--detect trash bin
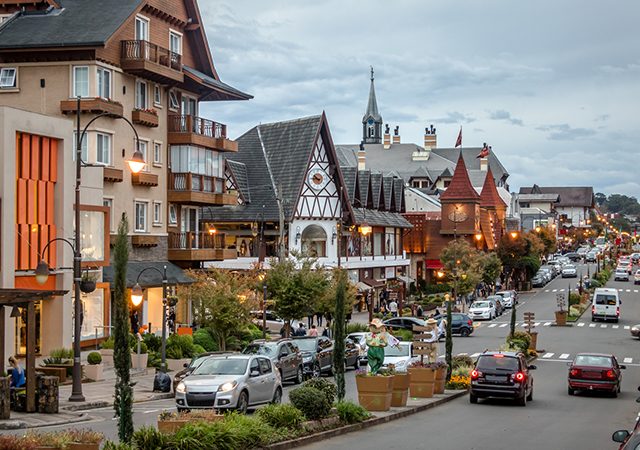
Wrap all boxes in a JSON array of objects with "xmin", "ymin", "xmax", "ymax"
[{"xmin": 37, "ymin": 375, "xmax": 59, "ymax": 413}]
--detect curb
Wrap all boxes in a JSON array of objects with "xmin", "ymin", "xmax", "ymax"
[
  {"xmin": 61, "ymin": 392, "xmax": 174, "ymax": 412},
  {"xmin": 0, "ymin": 413, "xmax": 90, "ymax": 430},
  {"xmin": 265, "ymin": 390, "xmax": 468, "ymax": 450}
]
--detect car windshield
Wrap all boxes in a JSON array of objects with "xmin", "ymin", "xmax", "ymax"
[
  {"xmin": 595, "ymin": 294, "xmax": 617, "ymax": 305},
  {"xmin": 574, "ymin": 355, "xmax": 613, "ymax": 367},
  {"xmin": 471, "ymin": 302, "xmax": 489, "ymax": 309},
  {"xmin": 476, "ymin": 355, "xmax": 519, "ymax": 371},
  {"xmin": 347, "ymin": 334, "xmax": 364, "ymax": 344},
  {"xmin": 192, "ymin": 358, "xmax": 248, "ymax": 375},
  {"xmin": 242, "ymin": 343, "xmax": 277, "ymax": 356},
  {"xmin": 293, "ymin": 339, "xmax": 317, "ymax": 352},
  {"xmin": 190, "ymin": 355, "xmax": 212, "ymax": 369},
  {"xmin": 564, "ymin": 265, "xmax": 575, "ymax": 270},
  {"xmin": 384, "ymin": 343, "xmax": 411, "ymax": 357}
]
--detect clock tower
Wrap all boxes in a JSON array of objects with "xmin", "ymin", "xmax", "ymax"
[{"xmin": 362, "ymin": 67, "xmax": 383, "ymax": 144}]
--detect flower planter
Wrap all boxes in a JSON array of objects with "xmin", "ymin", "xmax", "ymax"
[
  {"xmin": 69, "ymin": 444, "xmax": 101, "ymax": 450},
  {"xmin": 434, "ymin": 367, "xmax": 447, "ymax": 394},
  {"xmin": 167, "ymin": 358, "xmax": 191, "ymax": 373},
  {"xmin": 408, "ymin": 367, "xmax": 435, "ymax": 398},
  {"xmin": 132, "ymin": 109, "xmax": 159, "ymax": 127},
  {"xmin": 555, "ymin": 311, "xmax": 567, "ymax": 326},
  {"xmin": 131, "ymin": 352, "xmax": 148, "ymax": 369},
  {"xmin": 100, "ymin": 349, "xmax": 114, "ymax": 366},
  {"xmin": 528, "ymin": 331, "xmax": 538, "ymax": 351},
  {"xmin": 157, "ymin": 419, "xmax": 189, "ymax": 434},
  {"xmin": 80, "ymin": 279, "xmax": 96, "ymax": 294},
  {"xmin": 355, "ymin": 375, "xmax": 394, "ymax": 411},
  {"xmin": 391, "ymin": 373, "xmax": 410, "ymax": 407},
  {"xmin": 84, "ymin": 364, "xmax": 103, "ymax": 381}
]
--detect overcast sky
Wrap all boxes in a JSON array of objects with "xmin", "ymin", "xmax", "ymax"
[{"xmin": 198, "ymin": 0, "xmax": 640, "ymax": 196}]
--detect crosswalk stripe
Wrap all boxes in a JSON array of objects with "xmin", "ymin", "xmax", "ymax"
[
  {"xmin": 544, "ymin": 322, "xmax": 551, "ymax": 326},
  {"xmin": 552, "ymin": 289, "xmax": 557, "ymax": 292},
  {"xmin": 600, "ymin": 324, "xmax": 607, "ymax": 328},
  {"xmin": 521, "ymin": 323, "xmax": 528, "ymax": 327},
  {"xmin": 624, "ymin": 326, "xmax": 631, "ymax": 330},
  {"xmin": 577, "ymin": 323, "xmax": 585, "ymax": 327},
  {"xmin": 534, "ymin": 322, "xmax": 540, "ymax": 326},
  {"xmin": 626, "ymin": 289, "xmax": 631, "ymax": 292},
  {"xmin": 488, "ymin": 324, "xmax": 497, "ymax": 328},
  {"xmin": 559, "ymin": 354, "xmax": 570, "ymax": 359},
  {"xmin": 542, "ymin": 353, "xmax": 554, "ymax": 358},
  {"xmin": 470, "ymin": 353, "xmax": 481, "ymax": 358},
  {"xmin": 438, "ymin": 354, "xmax": 445, "ymax": 358},
  {"xmin": 589, "ymin": 324, "xmax": 596, "ymax": 328},
  {"xmin": 544, "ymin": 289, "xmax": 550, "ymax": 292},
  {"xmin": 624, "ymin": 358, "xmax": 633, "ymax": 364},
  {"xmin": 499, "ymin": 323, "xmax": 508, "ymax": 328},
  {"xmin": 560, "ymin": 289, "xmax": 565, "ymax": 292},
  {"xmin": 613, "ymin": 325, "xmax": 619, "ymax": 329},
  {"xmin": 458, "ymin": 352, "xmax": 468, "ymax": 356},
  {"xmin": 634, "ymin": 290, "xmax": 638, "ymax": 293}
]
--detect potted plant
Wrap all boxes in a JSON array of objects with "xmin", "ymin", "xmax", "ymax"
[
  {"xmin": 99, "ymin": 336, "xmax": 114, "ymax": 366},
  {"xmin": 83, "ymin": 352, "xmax": 103, "ymax": 381},
  {"xmin": 407, "ymin": 361, "xmax": 436, "ymax": 398},
  {"xmin": 555, "ymin": 293, "xmax": 568, "ymax": 326},
  {"xmin": 130, "ymin": 340, "xmax": 149, "ymax": 369},
  {"xmin": 355, "ymin": 368, "xmax": 394, "ymax": 412},
  {"xmin": 28, "ymin": 431, "xmax": 72, "ymax": 449},
  {"xmin": 389, "ymin": 364, "xmax": 410, "ymax": 407},
  {"xmin": 432, "ymin": 361, "xmax": 448, "ymax": 394},
  {"xmin": 79, "ymin": 271, "xmax": 97, "ymax": 294},
  {"xmin": 157, "ymin": 410, "xmax": 188, "ymax": 434},
  {"xmin": 67, "ymin": 429, "xmax": 104, "ymax": 450}
]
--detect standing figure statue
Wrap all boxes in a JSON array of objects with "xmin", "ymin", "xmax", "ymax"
[
  {"xmin": 365, "ymin": 318, "xmax": 394, "ymax": 375},
  {"xmin": 422, "ymin": 318, "xmax": 440, "ymax": 364}
]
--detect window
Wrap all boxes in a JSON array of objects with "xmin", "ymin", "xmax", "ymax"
[
  {"xmin": 135, "ymin": 80, "xmax": 147, "ymax": 109},
  {"xmin": 154, "ymin": 84, "xmax": 162, "ymax": 106},
  {"xmin": 301, "ymin": 225, "xmax": 327, "ymax": 257},
  {"xmin": 170, "ymin": 145, "xmax": 222, "ymax": 177},
  {"xmin": 135, "ymin": 201, "xmax": 148, "ymax": 232},
  {"xmin": 103, "ymin": 198, "xmax": 114, "ymax": 232},
  {"xmin": 73, "ymin": 131, "xmax": 88, "ymax": 162},
  {"xmin": 135, "ymin": 16, "xmax": 149, "ymax": 41},
  {"xmin": 138, "ymin": 140, "xmax": 148, "ymax": 171},
  {"xmin": 169, "ymin": 204, "xmax": 177, "ymax": 224},
  {"xmin": 73, "ymin": 66, "xmax": 89, "ymax": 98},
  {"xmin": 153, "ymin": 201, "xmax": 162, "ymax": 225},
  {"xmin": 169, "ymin": 30, "xmax": 182, "ymax": 55},
  {"xmin": 96, "ymin": 133, "xmax": 111, "ymax": 165},
  {"xmin": 96, "ymin": 67, "xmax": 111, "ymax": 99},
  {"xmin": 0, "ymin": 68, "xmax": 16, "ymax": 88},
  {"xmin": 168, "ymin": 90, "xmax": 179, "ymax": 110},
  {"xmin": 153, "ymin": 142, "xmax": 162, "ymax": 165}
]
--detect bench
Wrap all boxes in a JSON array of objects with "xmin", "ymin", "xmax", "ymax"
[{"xmin": 36, "ymin": 366, "xmax": 67, "ymax": 383}]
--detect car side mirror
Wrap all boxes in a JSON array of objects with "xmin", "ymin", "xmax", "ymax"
[
  {"xmin": 527, "ymin": 365, "xmax": 537, "ymax": 370},
  {"xmin": 612, "ymin": 430, "xmax": 630, "ymax": 443},
  {"xmin": 183, "ymin": 363, "xmax": 189, "ymax": 368},
  {"xmin": 250, "ymin": 369, "xmax": 260, "ymax": 377},
  {"xmin": 620, "ymin": 365, "xmax": 626, "ymax": 370}
]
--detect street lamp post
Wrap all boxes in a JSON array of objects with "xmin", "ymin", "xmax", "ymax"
[
  {"xmin": 131, "ymin": 266, "xmax": 168, "ymax": 371},
  {"xmin": 34, "ymin": 97, "xmax": 143, "ymax": 402}
]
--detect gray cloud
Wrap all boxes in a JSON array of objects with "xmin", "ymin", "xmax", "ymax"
[
  {"xmin": 535, "ymin": 124, "xmax": 597, "ymax": 141},
  {"xmin": 489, "ymin": 110, "xmax": 524, "ymax": 126}
]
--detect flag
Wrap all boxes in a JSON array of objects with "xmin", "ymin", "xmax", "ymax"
[
  {"xmin": 476, "ymin": 142, "xmax": 490, "ymax": 158},
  {"xmin": 454, "ymin": 127, "xmax": 462, "ymax": 148}
]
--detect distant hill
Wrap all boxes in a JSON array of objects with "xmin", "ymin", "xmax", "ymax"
[{"xmin": 596, "ymin": 193, "xmax": 640, "ymax": 216}]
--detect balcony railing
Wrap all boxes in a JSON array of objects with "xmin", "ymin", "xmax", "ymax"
[
  {"xmin": 170, "ymin": 172, "xmax": 224, "ymax": 194},
  {"xmin": 168, "ymin": 231, "xmax": 225, "ymax": 250},
  {"xmin": 168, "ymin": 115, "xmax": 227, "ymax": 139},
  {"xmin": 121, "ymin": 40, "xmax": 181, "ymax": 71}
]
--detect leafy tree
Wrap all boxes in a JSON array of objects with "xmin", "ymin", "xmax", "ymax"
[
  {"xmin": 332, "ymin": 269, "xmax": 347, "ymax": 401},
  {"xmin": 535, "ymin": 227, "xmax": 557, "ymax": 255},
  {"xmin": 603, "ymin": 194, "xmax": 640, "ymax": 216},
  {"xmin": 594, "ymin": 192, "xmax": 606, "ymax": 206},
  {"xmin": 113, "ymin": 215, "xmax": 133, "ymax": 443},
  {"xmin": 497, "ymin": 231, "xmax": 543, "ymax": 288},
  {"xmin": 479, "ymin": 252, "xmax": 502, "ymax": 293}
]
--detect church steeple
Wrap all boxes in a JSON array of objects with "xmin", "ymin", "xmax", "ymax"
[{"xmin": 362, "ymin": 66, "xmax": 383, "ymax": 144}]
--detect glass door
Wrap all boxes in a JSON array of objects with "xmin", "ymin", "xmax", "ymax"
[
  {"xmin": 135, "ymin": 17, "xmax": 149, "ymax": 59},
  {"xmin": 180, "ymin": 207, "xmax": 199, "ymax": 249}
]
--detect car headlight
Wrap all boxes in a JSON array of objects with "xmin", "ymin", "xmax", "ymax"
[
  {"xmin": 303, "ymin": 356, "xmax": 313, "ymax": 362},
  {"xmin": 632, "ymin": 326, "xmax": 639, "ymax": 331},
  {"xmin": 176, "ymin": 382, "xmax": 187, "ymax": 394},
  {"xmin": 218, "ymin": 381, "xmax": 237, "ymax": 392}
]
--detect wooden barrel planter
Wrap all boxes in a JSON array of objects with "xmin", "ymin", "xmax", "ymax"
[
  {"xmin": 356, "ymin": 375, "xmax": 394, "ymax": 411},
  {"xmin": 555, "ymin": 311, "xmax": 567, "ymax": 326},
  {"xmin": 408, "ymin": 367, "xmax": 435, "ymax": 398},
  {"xmin": 434, "ymin": 367, "xmax": 447, "ymax": 394},
  {"xmin": 391, "ymin": 373, "xmax": 410, "ymax": 407}
]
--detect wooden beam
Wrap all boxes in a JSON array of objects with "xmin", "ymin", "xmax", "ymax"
[{"xmin": 26, "ymin": 301, "xmax": 36, "ymax": 413}]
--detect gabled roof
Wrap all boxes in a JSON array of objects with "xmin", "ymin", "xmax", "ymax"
[
  {"xmin": 341, "ymin": 166, "xmax": 358, "ymax": 204},
  {"xmin": 358, "ymin": 170, "xmax": 371, "ymax": 208},
  {"xmin": 480, "ymin": 168, "xmax": 507, "ymax": 209},
  {"xmin": 518, "ymin": 186, "xmax": 595, "ymax": 208},
  {"xmin": 183, "ymin": 66, "xmax": 252, "ymax": 101},
  {"xmin": 431, "ymin": 147, "xmax": 508, "ymax": 183},
  {"xmin": 226, "ymin": 160, "xmax": 250, "ymax": 204},
  {"xmin": 383, "ymin": 176, "xmax": 393, "ymax": 211},
  {"xmin": 439, "ymin": 155, "xmax": 480, "ymax": 202},
  {"xmin": 370, "ymin": 173, "xmax": 383, "ymax": 210}
]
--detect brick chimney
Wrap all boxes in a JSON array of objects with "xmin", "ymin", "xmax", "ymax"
[
  {"xmin": 423, "ymin": 124, "xmax": 437, "ymax": 150},
  {"xmin": 392, "ymin": 125, "xmax": 400, "ymax": 144},
  {"xmin": 357, "ymin": 141, "xmax": 366, "ymax": 171},
  {"xmin": 383, "ymin": 124, "xmax": 391, "ymax": 149}
]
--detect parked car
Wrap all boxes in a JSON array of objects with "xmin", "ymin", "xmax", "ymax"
[
  {"xmin": 495, "ymin": 290, "xmax": 518, "ymax": 308},
  {"xmin": 565, "ymin": 252, "xmax": 582, "ymax": 262},
  {"xmin": 631, "ymin": 253, "xmax": 640, "ymax": 264},
  {"xmin": 470, "ymin": 351, "xmax": 536, "ymax": 406},
  {"xmin": 630, "ymin": 324, "xmax": 640, "ymax": 339},
  {"xmin": 567, "ymin": 353, "xmax": 625, "ymax": 397},
  {"xmin": 540, "ymin": 264, "xmax": 558, "ymax": 278},
  {"xmin": 250, "ymin": 310, "xmax": 285, "ymax": 333},
  {"xmin": 486, "ymin": 296, "xmax": 504, "ymax": 316},
  {"xmin": 383, "ymin": 317, "xmax": 426, "ymax": 332},
  {"xmin": 531, "ymin": 274, "xmax": 547, "ymax": 288},
  {"xmin": 561, "ymin": 264, "xmax": 578, "ymax": 278},
  {"xmin": 346, "ymin": 332, "xmax": 368, "ymax": 364},
  {"xmin": 592, "ymin": 287, "xmax": 621, "ymax": 322},
  {"xmin": 344, "ymin": 338, "xmax": 361, "ymax": 370},
  {"xmin": 175, "ymin": 354, "xmax": 282, "ymax": 412},
  {"xmin": 615, "ymin": 267, "xmax": 630, "ymax": 281},
  {"xmin": 292, "ymin": 336, "xmax": 334, "ymax": 378},
  {"xmin": 172, "ymin": 351, "xmax": 235, "ymax": 394},
  {"xmin": 611, "ymin": 387, "xmax": 640, "ymax": 449},
  {"xmin": 634, "ymin": 270, "xmax": 640, "ymax": 285},
  {"xmin": 382, "ymin": 341, "xmax": 417, "ymax": 373},
  {"xmin": 586, "ymin": 251, "xmax": 598, "ymax": 262},
  {"xmin": 433, "ymin": 313, "xmax": 474, "ymax": 337},
  {"xmin": 242, "ymin": 339, "xmax": 303, "ymax": 384},
  {"xmin": 469, "ymin": 300, "xmax": 496, "ymax": 321}
]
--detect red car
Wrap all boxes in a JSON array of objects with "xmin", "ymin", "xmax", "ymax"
[{"xmin": 567, "ymin": 353, "xmax": 625, "ymax": 397}]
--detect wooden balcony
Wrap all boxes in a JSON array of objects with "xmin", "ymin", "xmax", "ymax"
[
  {"xmin": 131, "ymin": 235, "xmax": 159, "ymax": 247},
  {"xmin": 168, "ymin": 231, "xmax": 236, "ymax": 262},
  {"xmin": 167, "ymin": 172, "xmax": 237, "ymax": 206},
  {"xmin": 60, "ymin": 98, "xmax": 124, "ymax": 116},
  {"xmin": 103, "ymin": 167, "xmax": 123, "ymax": 183},
  {"xmin": 168, "ymin": 115, "xmax": 238, "ymax": 152},
  {"xmin": 131, "ymin": 109, "xmax": 159, "ymax": 128},
  {"xmin": 131, "ymin": 172, "xmax": 159, "ymax": 187},
  {"xmin": 120, "ymin": 40, "xmax": 183, "ymax": 84}
]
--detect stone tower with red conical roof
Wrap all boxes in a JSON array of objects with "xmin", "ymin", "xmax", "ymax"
[{"xmin": 440, "ymin": 155, "xmax": 480, "ymax": 236}]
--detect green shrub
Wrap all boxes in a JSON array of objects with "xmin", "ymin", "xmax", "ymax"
[
  {"xmin": 301, "ymin": 378, "xmax": 337, "ymax": 405},
  {"xmin": 346, "ymin": 323, "xmax": 369, "ymax": 334},
  {"xmin": 336, "ymin": 401, "xmax": 370, "ymax": 424},
  {"xmin": 192, "ymin": 344, "xmax": 206, "ymax": 355},
  {"xmin": 131, "ymin": 341, "xmax": 148, "ymax": 354},
  {"xmin": 508, "ymin": 331, "xmax": 531, "ymax": 351},
  {"xmin": 172, "ymin": 421, "xmax": 237, "ymax": 450},
  {"xmin": 87, "ymin": 352, "xmax": 102, "ymax": 365},
  {"xmin": 50, "ymin": 348, "xmax": 73, "ymax": 360},
  {"xmin": 146, "ymin": 351, "xmax": 161, "ymax": 368},
  {"xmin": 101, "ymin": 337, "xmax": 115, "ymax": 350},
  {"xmin": 452, "ymin": 354, "xmax": 474, "ymax": 369},
  {"xmin": 452, "ymin": 365, "xmax": 473, "ymax": 378},
  {"xmin": 193, "ymin": 328, "xmax": 218, "ymax": 352},
  {"xmin": 257, "ymin": 404, "xmax": 305, "ymax": 429},
  {"xmin": 389, "ymin": 328, "xmax": 413, "ymax": 342},
  {"xmin": 289, "ymin": 386, "xmax": 331, "ymax": 420},
  {"xmin": 142, "ymin": 333, "xmax": 162, "ymax": 352},
  {"xmin": 166, "ymin": 334, "xmax": 196, "ymax": 359},
  {"xmin": 568, "ymin": 292, "xmax": 581, "ymax": 306},
  {"xmin": 102, "ymin": 442, "xmax": 134, "ymax": 450},
  {"xmin": 132, "ymin": 426, "xmax": 169, "ymax": 450}
]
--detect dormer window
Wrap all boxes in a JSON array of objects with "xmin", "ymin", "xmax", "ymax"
[{"xmin": 169, "ymin": 30, "xmax": 182, "ymax": 56}]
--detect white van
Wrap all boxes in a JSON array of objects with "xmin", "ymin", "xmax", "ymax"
[{"xmin": 591, "ymin": 288, "xmax": 621, "ymax": 322}]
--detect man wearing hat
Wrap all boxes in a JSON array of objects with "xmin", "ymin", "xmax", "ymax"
[
  {"xmin": 422, "ymin": 318, "xmax": 439, "ymax": 363},
  {"xmin": 365, "ymin": 318, "xmax": 394, "ymax": 374}
]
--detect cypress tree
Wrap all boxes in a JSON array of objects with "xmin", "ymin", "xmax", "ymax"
[{"xmin": 333, "ymin": 269, "xmax": 347, "ymax": 401}]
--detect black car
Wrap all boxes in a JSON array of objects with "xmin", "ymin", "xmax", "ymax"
[
  {"xmin": 470, "ymin": 351, "xmax": 536, "ymax": 406},
  {"xmin": 242, "ymin": 339, "xmax": 304, "ymax": 384},
  {"xmin": 172, "ymin": 351, "xmax": 234, "ymax": 393},
  {"xmin": 292, "ymin": 336, "xmax": 333, "ymax": 378},
  {"xmin": 433, "ymin": 313, "xmax": 474, "ymax": 337},
  {"xmin": 344, "ymin": 338, "xmax": 361, "ymax": 370},
  {"xmin": 382, "ymin": 317, "xmax": 426, "ymax": 331},
  {"xmin": 565, "ymin": 252, "xmax": 582, "ymax": 262}
]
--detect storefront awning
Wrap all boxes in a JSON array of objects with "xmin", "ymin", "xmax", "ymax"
[
  {"xmin": 103, "ymin": 261, "xmax": 194, "ymax": 288},
  {"xmin": 355, "ymin": 282, "xmax": 372, "ymax": 291},
  {"xmin": 363, "ymin": 278, "xmax": 386, "ymax": 288},
  {"xmin": 425, "ymin": 259, "xmax": 443, "ymax": 270},
  {"xmin": 397, "ymin": 275, "xmax": 414, "ymax": 284}
]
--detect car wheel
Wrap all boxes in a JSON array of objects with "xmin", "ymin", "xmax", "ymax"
[
  {"xmin": 460, "ymin": 328, "xmax": 470, "ymax": 337},
  {"xmin": 567, "ymin": 387, "xmax": 574, "ymax": 396},
  {"xmin": 294, "ymin": 366, "xmax": 304, "ymax": 384},
  {"xmin": 526, "ymin": 389, "xmax": 533, "ymax": 401},
  {"xmin": 271, "ymin": 387, "xmax": 282, "ymax": 404},
  {"xmin": 353, "ymin": 358, "xmax": 359, "ymax": 371},
  {"xmin": 516, "ymin": 394, "xmax": 526, "ymax": 406},
  {"xmin": 236, "ymin": 391, "xmax": 249, "ymax": 414},
  {"xmin": 469, "ymin": 392, "xmax": 478, "ymax": 404},
  {"xmin": 312, "ymin": 362, "xmax": 321, "ymax": 378},
  {"xmin": 611, "ymin": 388, "xmax": 618, "ymax": 398}
]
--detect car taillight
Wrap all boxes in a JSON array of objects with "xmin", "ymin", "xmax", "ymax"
[
  {"xmin": 514, "ymin": 372, "xmax": 525, "ymax": 382},
  {"xmin": 569, "ymin": 368, "xmax": 581, "ymax": 378},
  {"xmin": 467, "ymin": 319, "xmax": 473, "ymax": 326},
  {"xmin": 471, "ymin": 370, "xmax": 480, "ymax": 379},
  {"xmin": 616, "ymin": 307, "xmax": 620, "ymax": 317},
  {"xmin": 605, "ymin": 370, "xmax": 616, "ymax": 380},
  {"xmin": 592, "ymin": 306, "xmax": 595, "ymax": 315}
]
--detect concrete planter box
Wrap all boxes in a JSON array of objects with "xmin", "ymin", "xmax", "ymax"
[
  {"xmin": 555, "ymin": 311, "xmax": 568, "ymax": 326},
  {"xmin": 84, "ymin": 364, "xmax": 104, "ymax": 381},
  {"xmin": 167, "ymin": 358, "xmax": 191, "ymax": 373},
  {"xmin": 408, "ymin": 367, "xmax": 435, "ymax": 398},
  {"xmin": 100, "ymin": 349, "xmax": 114, "ymax": 366},
  {"xmin": 131, "ymin": 353, "xmax": 148, "ymax": 369},
  {"xmin": 355, "ymin": 375, "xmax": 393, "ymax": 411}
]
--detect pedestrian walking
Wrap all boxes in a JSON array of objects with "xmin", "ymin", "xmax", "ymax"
[
  {"xmin": 388, "ymin": 300, "xmax": 398, "ymax": 317},
  {"xmin": 307, "ymin": 313, "xmax": 314, "ymax": 328},
  {"xmin": 295, "ymin": 322, "xmax": 307, "ymax": 336},
  {"xmin": 308, "ymin": 325, "xmax": 318, "ymax": 336},
  {"xmin": 316, "ymin": 311, "xmax": 323, "ymax": 327}
]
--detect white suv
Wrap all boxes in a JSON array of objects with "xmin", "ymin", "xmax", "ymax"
[
  {"xmin": 591, "ymin": 288, "xmax": 621, "ymax": 323},
  {"xmin": 469, "ymin": 300, "xmax": 496, "ymax": 320},
  {"xmin": 495, "ymin": 290, "xmax": 517, "ymax": 308}
]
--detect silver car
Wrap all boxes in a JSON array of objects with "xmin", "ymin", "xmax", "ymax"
[{"xmin": 175, "ymin": 354, "xmax": 282, "ymax": 413}]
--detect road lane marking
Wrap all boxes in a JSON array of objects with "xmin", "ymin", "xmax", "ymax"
[
  {"xmin": 613, "ymin": 325, "xmax": 619, "ymax": 329},
  {"xmin": 499, "ymin": 323, "xmax": 508, "ymax": 327},
  {"xmin": 143, "ymin": 409, "xmax": 158, "ymax": 414},
  {"xmin": 488, "ymin": 324, "xmax": 497, "ymax": 328},
  {"xmin": 635, "ymin": 290, "xmax": 638, "ymax": 293},
  {"xmin": 552, "ymin": 289, "xmax": 558, "ymax": 292},
  {"xmin": 438, "ymin": 354, "xmax": 445, "ymax": 358},
  {"xmin": 559, "ymin": 289, "xmax": 565, "ymax": 292},
  {"xmin": 545, "ymin": 289, "xmax": 550, "ymax": 292},
  {"xmin": 624, "ymin": 326, "xmax": 631, "ymax": 330},
  {"xmin": 577, "ymin": 323, "xmax": 585, "ymax": 327},
  {"xmin": 600, "ymin": 324, "xmax": 607, "ymax": 328},
  {"xmin": 544, "ymin": 322, "xmax": 551, "ymax": 326},
  {"xmin": 538, "ymin": 359, "xmax": 640, "ymax": 367},
  {"xmin": 589, "ymin": 324, "xmax": 596, "ymax": 328},
  {"xmin": 534, "ymin": 322, "xmax": 540, "ymax": 326},
  {"xmin": 559, "ymin": 354, "xmax": 570, "ymax": 359},
  {"xmin": 542, "ymin": 353, "xmax": 554, "ymax": 358},
  {"xmin": 458, "ymin": 352, "xmax": 468, "ymax": 356},
  {"xmin": 626, "ymin": 289, "xmax": 631, "ymax": 292},
  {"xmin": 624, "ymin": 358, "xmax": 633, "ymax": 363}
]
